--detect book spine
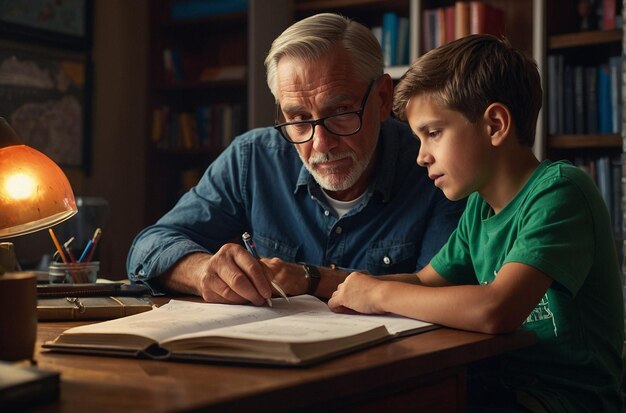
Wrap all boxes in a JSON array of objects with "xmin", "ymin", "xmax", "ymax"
[
  {"xmin": 396, "ymin": 17, "xmax": 410, "ymax": 66},
  {"xmin": 556, "ymin": 55, "xmax": 564, "ymax": 134},
  {"xmin": 382, "ymin": 12, "xmax": 398, "ymax": 66},
  {"xmin": 597, "ymin": 64, "xmax": 612, "ymax": 134},
  {"xmin": 436, "ymin": 8, "xmax": 446, "ymax": 48},
  {"xmin": 573, "ymin": 65, "xmax": 585, "ymax": 134},
  {"xmin": 170, "ymin": 0, "xmax": 248, "ymax": 21},
  {"xmin": 602, "ymin": 0, "xmax": 617, "ymax": 30},
  {"xmin": 469, "ymin": 1, "xmax": 485, "ymax": 34},
  {"xmin": 585, "ymin": 66, "xmax": 598, "ymax": 134},
  {"xmin": 444, "ymin": 6, "xmax": 455, "ymax": 44},
  {"xmin": 422, "ymin": 9, "xmax": 433, "ymax": 52},
  {"xmin": 609, "ymin": 56, "xmax": 622, "ymax": 133},
  {"xmin": 547, "ymin": 55, "xmax": 559, "ymax": 135},
  {"xmin": 455, "ymin": 1, "xmax": 470, "ymax": 39},
  {"xmin": 563, "ymin": 64, "xmax": 574, "ymax": 134}
]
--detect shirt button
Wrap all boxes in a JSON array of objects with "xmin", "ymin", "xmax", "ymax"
[
  {"xmin": 335, "ymin": 226, "xmax": 342, "ymax": 234},
  {"xmin": 324, "ymin": 210, "xmax": 330, "ymax": 216},
  {"xmin": 383, "ymin": 256, "xmax": 391, "ymax": 265}
]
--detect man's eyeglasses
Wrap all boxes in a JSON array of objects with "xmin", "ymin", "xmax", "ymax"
[{"xmin": 274, "ymin": 80, "xmax": 375, "ymax": 144}]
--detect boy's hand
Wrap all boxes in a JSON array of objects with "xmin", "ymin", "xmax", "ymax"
[{"xmin": 328, "ymin": 272, "xmax": 386, "ymax": 314}]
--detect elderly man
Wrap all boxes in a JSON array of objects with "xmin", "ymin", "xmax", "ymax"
[{"xmin": 127, "ymin": 13, "xmax": 464, "ymax": 305}]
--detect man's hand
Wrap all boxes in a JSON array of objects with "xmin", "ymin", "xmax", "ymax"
[
  {"xmin": 260, "ymin": 257, "xmax": 309, "ymax": 296},
  {"xmin": 160, "ymin": 243, "xmax": 274, "ymax": 306}
]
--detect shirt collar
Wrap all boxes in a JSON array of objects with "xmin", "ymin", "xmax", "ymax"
[{"xmin": 294, "ymin": 119, "xmax": 400, "ymax": 203}]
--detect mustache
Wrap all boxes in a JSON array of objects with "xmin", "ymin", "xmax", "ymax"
[{"xmin": 309, "ymin": 151, "xmax": 355, "ymax": 165}]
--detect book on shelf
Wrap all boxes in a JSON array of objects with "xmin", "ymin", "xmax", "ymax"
[
  {"xmin": 396, "ymin": 16, "xmax": 410, "ymax": 66},
  {"xmin": 162, "ymin": 48, "xmax": 184, "ymax": 83},
  {"xmin": 151, "ymin": 103, "xmax": 244, "ymax": 151},
  {"xmin": 601, "ymin": 0, "xmax": 618, "ymax": 30},
  {"xmin": 609, "ymin": 56, "xmax": 622, "ymax": 134},
  {"xmin": 575, "ymin": 156, "xmax": 622, "ymax": 236},
  {"xmin": 382, "ymin": 12, "xmax": 398, "ymax": 67},
  {"xmin": 43, "ymin": 295, "xmax": 437, "ymax": 366},
  {"xmin": 548, "ymin": 54, "xmax": 622, "ymax": 135},
  {"xmin": 597, "ymin": 63, "xmax": 612, "ymax": 134},
  {"xmin": 199, "ymin": 65, "xmax": 246, "ymax": 82},
  {"xmin": 610, "ymin": 158, "xmax": 622, "ymax": 237},
  {"xmin": 585, "ymin": 66, "xmax": 598, "ymax": 135},
  {"xmin": 469, "ymin": 1, "xmax": 505, "ymax": 37},
  {"xmin": 422, "ymin": 9, "xmax": 434, "ymax": 52},
  {"xmin": 444, "ymin": 5, "xmax": 456, "ymax": 44},
  {"xmin": 455, "ymin": 1, "xmax": 471, "ymax": 40},
  {"xmin": 169, "ymin": 0, "xmax": 248, "ymax": 21},
  {"xmin": 563, "ymin": 65, "xmax": 574, "ymax": 134},
  {"xmin": 573, "ymin": 65, "xmax": 585, "ymax": 134},
  {"xmin": 547, "ymin": 55, "xmax": 559, "ymax": 135}
]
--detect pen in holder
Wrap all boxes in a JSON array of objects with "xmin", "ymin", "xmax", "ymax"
[{"xmin": 49, "ymin": 261, "xmax": 99, "ymax": 284}]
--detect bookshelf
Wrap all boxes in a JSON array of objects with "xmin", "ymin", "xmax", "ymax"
[
  {"xmin": 145, "ymin": 0, "xmax": 624, "ymax": 250},
  {"xmin": 543, "ymin": 0, "xmax": 624, "ymax": 246},
  {"xmin": 145, "ymin": 0, "xmax": 291, "ymax": 224}
]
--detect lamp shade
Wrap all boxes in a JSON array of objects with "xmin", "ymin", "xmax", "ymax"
[{"xmin": 0, "ymin": 118, "xmax": 77, "ymax": 238}]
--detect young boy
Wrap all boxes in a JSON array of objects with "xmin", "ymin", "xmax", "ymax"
[{"xmin": 328, "ymin": 34, "xmax": 624, "ymax": 412}]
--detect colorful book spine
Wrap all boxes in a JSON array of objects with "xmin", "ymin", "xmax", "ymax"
[{"xmin": 382, "ymin": 12, "xmax": 399, "ymax": 66}]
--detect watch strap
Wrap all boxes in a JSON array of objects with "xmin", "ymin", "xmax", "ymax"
[{"xmin": 301, "ymin": 264, "xmax": 321, "ymax": 296}]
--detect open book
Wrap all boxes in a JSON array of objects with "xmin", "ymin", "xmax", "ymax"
[{"xmin": 43, "ymin": 295, "xmax": 436, "ymax": 366}]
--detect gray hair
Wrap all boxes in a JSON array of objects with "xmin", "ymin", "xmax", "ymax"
[{"xmin": 264, "ymin": 13, "xmax": 384, "ymax": 100}]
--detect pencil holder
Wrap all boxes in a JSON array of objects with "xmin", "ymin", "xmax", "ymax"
[{"xmin": 48, "ymin": 261, "xmax": 99, "ymax": 284}]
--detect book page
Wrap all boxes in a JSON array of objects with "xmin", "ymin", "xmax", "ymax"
[
  {"xmin": 163, "ymin": 299, "xmax": 434, "ymax": 344},
  {"xmin": 61, "ymin": 295, "xmax": 330, "ymax": 342},
  {"xmin": 60, "ymin": 295, "xmax": 433, "ymax": 344}
]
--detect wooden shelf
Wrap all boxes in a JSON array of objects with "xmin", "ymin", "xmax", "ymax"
[
  {"xmin": 295, "ymin": 0, "xmax": 406, "ymax": 12},
  {"xmin": 549, "ymin": 29, "xmax": 622, "ymax": 49},
  {"xmin": 547, "ymin": 134, "xmax": 622, "ymax": 149}
]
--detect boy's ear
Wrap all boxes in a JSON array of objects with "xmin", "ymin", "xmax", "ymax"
[
  {"xmin": 483, "ymin": 103, "xmax": 511, "ymax": 147},
  {"xmin": 376, "ymin": 74, "xmax": 394, "ymax": 121}
]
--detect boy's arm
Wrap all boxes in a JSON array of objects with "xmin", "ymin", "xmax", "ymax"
[{"xmin": 328, "ymin": 262, "xmax": 552, "ymax": 334}]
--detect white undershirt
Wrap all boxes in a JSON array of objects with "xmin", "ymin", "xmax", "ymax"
[{"xmin": 322, "ymin": 190, "xmax": 368, "ymax": 218}]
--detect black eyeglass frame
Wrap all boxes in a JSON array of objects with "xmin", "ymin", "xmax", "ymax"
[{"xmin": 274, "ymin": 80, "xmax": 376, "ymax": 144}]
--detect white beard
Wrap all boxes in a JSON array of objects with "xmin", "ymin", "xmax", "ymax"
[{"xmin": 301, "ymin": 145, "xmax": 376, "ymax": 192}]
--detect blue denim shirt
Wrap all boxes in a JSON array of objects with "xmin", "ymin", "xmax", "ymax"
[{"xmin": 127, "ymin": 118, "xmax": 465, "ymax": 291}]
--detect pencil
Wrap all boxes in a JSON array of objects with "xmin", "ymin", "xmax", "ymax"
[
  {"xmin": 63, "ymin": 237, "xmax": 77, "ymax": 263},
  {"xmin": 48, "ymin": 228, "xmax": 68, "ymax": 264},
  {"xmin": 79, "ymin": 228, "xmax": 101, "ymax": 263},
  {"xmin": 242, "ymin": 232, "xmax": 290, "ymax": 305},
  {"xmin": 85, "ymin": 228, "xmax": 102, "ymax": 263}
]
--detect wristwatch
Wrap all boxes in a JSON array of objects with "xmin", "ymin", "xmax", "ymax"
[{"xmin": 301, "ymin": 263, "xmax": 321, "ymax": 296}]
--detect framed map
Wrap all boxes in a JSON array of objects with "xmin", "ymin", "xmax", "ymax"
[
  {"xmin": 0, "ymin": 42, "xmax": 91, "ymax": 169},
  {"xmin": 0, "ymin": 0, "xmax": 92, "ymax": 49}
]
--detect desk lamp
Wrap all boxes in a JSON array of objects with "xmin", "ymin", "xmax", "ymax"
[{"xmin": 0, "ymin": 117, "xmax": 77, "ymax": 361}]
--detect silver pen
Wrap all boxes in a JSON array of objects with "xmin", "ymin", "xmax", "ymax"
[{"xmin": 241, "ymin": 232, "xmax": 290, "ymax": 304}]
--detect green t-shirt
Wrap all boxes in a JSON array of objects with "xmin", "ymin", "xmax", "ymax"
[{"xmin": 431, "ymin": 160, "xmax": 624, "ymax": 413}]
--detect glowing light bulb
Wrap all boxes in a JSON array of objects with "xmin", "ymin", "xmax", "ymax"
[{"xmin": 4, "ymin": 173, "xmax": 37, "ymax": 200}]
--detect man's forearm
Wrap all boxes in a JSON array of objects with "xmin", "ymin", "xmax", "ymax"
[{"xmin": 158, "ymin": 252, "xmax": 212, "ymax": 296}]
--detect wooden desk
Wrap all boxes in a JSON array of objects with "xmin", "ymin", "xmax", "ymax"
[{"xmin": 30, "ymin": 305, "xmax": 535, "ymax": 413}]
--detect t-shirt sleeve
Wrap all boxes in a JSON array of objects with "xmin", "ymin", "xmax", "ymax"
[{"xmin": 503, "ymin": 175, "xmax": 594, "ymax": 296}]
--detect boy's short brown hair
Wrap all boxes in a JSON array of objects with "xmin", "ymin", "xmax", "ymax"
[{"xmin": 393, "ymin": 34, "xmax": 542, "ymax": 147}]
